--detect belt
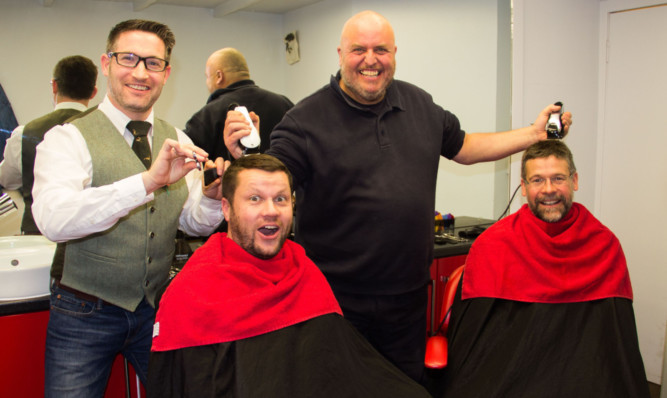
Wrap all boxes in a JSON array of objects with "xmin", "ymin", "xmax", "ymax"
[{"xmin": 54, "ymin": 279, "xmax": 109, "ymax": 304}]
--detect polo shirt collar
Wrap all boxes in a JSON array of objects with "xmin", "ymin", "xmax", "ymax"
[{"xmin": 330, "ymin": 71, "xmax": 405, "ymax": 114}]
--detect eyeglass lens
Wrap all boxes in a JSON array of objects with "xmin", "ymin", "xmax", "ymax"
[
  {"xmin": 110, "ymin": 52, "xmax": 167, "ymax": 72},
  {"xmin": 527, "ymin": 175, "xmax": 570, "ymax": 187}
]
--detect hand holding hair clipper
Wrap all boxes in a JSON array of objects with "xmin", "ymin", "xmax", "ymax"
[
  {"xmin": 228, "ymin": 103, "xmax": 261, "ymax": 155},
  {"xmin": 546, "ymin": 101, "xmax": 564, "ymax": 139}
]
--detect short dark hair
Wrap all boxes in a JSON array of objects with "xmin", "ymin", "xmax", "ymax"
[
  {"xmin": 107, "ymin": 19, "xmax": 176, "ymax": 61},
  {"xmin": 52, "ymin": 56, "xmax": 97, "ymax": 100},
  {"xmin": 222, "ymin": 154, "xmax": 293, "ymax": 205},
  {"xmin": 521, "ymin": 140, "xmax": 577, "ymax": 180}
]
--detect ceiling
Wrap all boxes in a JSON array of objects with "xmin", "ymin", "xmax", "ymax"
[{"xmin": 77, "ymin": 0, "xmax": 325, "ymax": 17}]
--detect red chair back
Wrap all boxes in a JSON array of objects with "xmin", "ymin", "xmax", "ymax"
[{"xmin": 424, "ymin": 265, "xmax": 464, "ymax": 369}]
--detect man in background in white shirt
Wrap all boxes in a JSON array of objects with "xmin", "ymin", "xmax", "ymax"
[
  {"xmin": 32, "ymin": 19, "xmax": 228, "ymax": 397},
  {"xmin": 0, "ymin": 55, "xmax": 98, "ymax": 234},
  {"xmin": 0, "ymin": 56, "xmax": 97, "ymax": 190}
]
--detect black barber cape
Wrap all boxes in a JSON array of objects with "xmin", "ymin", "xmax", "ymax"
[
  {"xmin": 431, "ymin": 204, "xmax": 649, "ymax": 398},
  {"xmin": 432, "ymin": 294, "xmax": 650, "ymax": 398},
  {"xmin": 148, "ymin": 313, "xmax": 431, "ymax": 397},
  {"xmin": 148, "ymin": 234, "xmax": 430, "ymax": 397}
]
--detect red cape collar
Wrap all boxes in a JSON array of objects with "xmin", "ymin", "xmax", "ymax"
[
  {"xmin": 462, "ymin": 203, "xmax": 633, "ymax": 303},
  {"xmin": 152, "ymin": 233, "xmax": 342, "ymax": 351}
]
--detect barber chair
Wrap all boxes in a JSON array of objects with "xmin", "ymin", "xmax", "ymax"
[{"xmin": 424, "ymin": 265, "xmax": 464, "ymax": 369}]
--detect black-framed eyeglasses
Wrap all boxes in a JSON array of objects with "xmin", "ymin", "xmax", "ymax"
[
  {"xmin": 107, "ymin": 52, "xmax": 169, "ymax": 72},
  {"xmin": 523, "ymin": 173, "xmax": 573, "ymax": 188}
]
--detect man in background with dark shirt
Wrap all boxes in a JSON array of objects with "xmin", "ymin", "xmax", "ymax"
[{"xmin": 184, "ymin": 47, "xmax": 293, "ymax": 160}]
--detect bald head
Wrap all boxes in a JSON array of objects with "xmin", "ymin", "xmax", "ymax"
[
  {"xmin": 337, "ymin": 11, "xmax": 397, "ymax": 104},
  {"xmin": 205, "ymin": 47, "xmax": 250, "ymax": 93},
  {"xmin": 339, "ymin": 10, "xmax": 395, "ymax": 48}
]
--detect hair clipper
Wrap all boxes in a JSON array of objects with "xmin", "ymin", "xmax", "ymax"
[
  {"xmin": 546, "ymin": 101, "xmax": 564, "ymax": 139},
  {"xmin": 229, "ymin": 103, "xmax": 260, "ymax": 155}
]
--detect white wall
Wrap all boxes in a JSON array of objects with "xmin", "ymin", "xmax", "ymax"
[
  {"xmin": 510, "ymin": 0, "xmax": 600, "ymax": 212},
  {"xmin": 0, "ymin": 0, "xmax": 286, "ymax": 130},
  {"xmin": 0, "ymin": 0, "xmax": 508, "ymax": 223},
  {"xmin": 596, "ymin": 0, "xmax": 667, "ymax": 386}
]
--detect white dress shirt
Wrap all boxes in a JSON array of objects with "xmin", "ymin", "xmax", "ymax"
[
  {"xmin": 0, "ymin": 125, "xmax": 24, "ymax": 190},
  {"xmin": 32, "ymin": 95, "xmax": 222, "ymax": 242}
]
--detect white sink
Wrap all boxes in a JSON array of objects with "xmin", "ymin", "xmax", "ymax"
[{"xmin": 0, "ymin": 235, "xmax": 56, "ymax": 301}]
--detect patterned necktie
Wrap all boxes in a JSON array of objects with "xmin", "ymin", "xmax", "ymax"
[{"xmin": 127, "ymin": 121, "xmax": 152, "ymax": 169}]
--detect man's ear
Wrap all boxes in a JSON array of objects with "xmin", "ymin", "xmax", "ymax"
[
  {"xmin": 520, "ymin": 179, "xmax": 528, "ymax": 197},
  {"xmin": 162, "ymin": 65, "xmax": 171, "ymax": 85},
  {"xmin": 571, "ymin": 172, "xmax": 579, "ymax": 192},
  {"xmin": 100, "ymin": 53, "xmax": 111, "ymax": 77},
  {"xmin": 216, "ymin": 70, "xmax": 225, "ymax": 87},
  {"xmin": 221, "ymin": 197, "xmax": 231, "ymax": 222}
]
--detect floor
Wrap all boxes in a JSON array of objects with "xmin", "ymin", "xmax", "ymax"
[{"xmin": 648, "ymin": 381, "xmax": 661, "ymax": 398}]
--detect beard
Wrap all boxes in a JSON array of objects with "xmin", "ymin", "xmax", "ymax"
[
  {"xmin": 339, "ymin": 65, "xmax": 393, "ymax": 104},
  {"xmin": 227, "ymin": 213, "xmax": 289, "ymax": 260},
  {"xmin": 341, "ymin": 77, "xmax": 388, "ymax": 103},
  {"xmin": 528, "ymin": 192, "xmax": 573, "ymax": 223}
]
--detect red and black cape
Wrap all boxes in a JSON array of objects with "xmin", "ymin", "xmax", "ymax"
[
  {"xmin": 148, "ymin": 233, "xmax": 430, "ymax": 397},
  {"xmin": 432, "ymin": 204, "xmax": 649, "ymax": 398}
]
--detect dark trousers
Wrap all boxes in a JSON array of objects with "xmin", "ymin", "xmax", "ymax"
[{"xmin": 332, "ymin": 285, "xmax": 428, "ymax": 383}]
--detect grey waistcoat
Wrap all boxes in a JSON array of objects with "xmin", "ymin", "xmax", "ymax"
[
  {"xmin": 61, "ymin": 109, "xmax": 188, "ymax": 311},
  {"xmin": 21, "ymin": 108, "xmax": 82, "ymax": 234}
]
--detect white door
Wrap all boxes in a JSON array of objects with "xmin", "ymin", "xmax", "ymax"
[{"xmin": 597, "ymin": 2, "xmax": 667, "ymax": 384}]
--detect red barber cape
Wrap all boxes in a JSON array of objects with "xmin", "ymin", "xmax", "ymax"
[
  {"xmin": 152, "ymin": 233, "xmax": 342, "ymax": 351},
  {"xmin": 462, "ymin": 203, "xmax": 633, "ymax": 303}
]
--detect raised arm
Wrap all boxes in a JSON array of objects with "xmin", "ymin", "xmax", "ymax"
[{"xmin": 453, "ymin": 103, "xmax": 572, "ymax": 165}]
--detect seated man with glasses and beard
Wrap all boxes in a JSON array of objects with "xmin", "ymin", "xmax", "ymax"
[
  {"xmin": 147, "ymin": 154, "xmax": 430, "ymax": 398},
  {"xmin": 433, "ymin": 140, "xmax": 650, "ymax": 398}
]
